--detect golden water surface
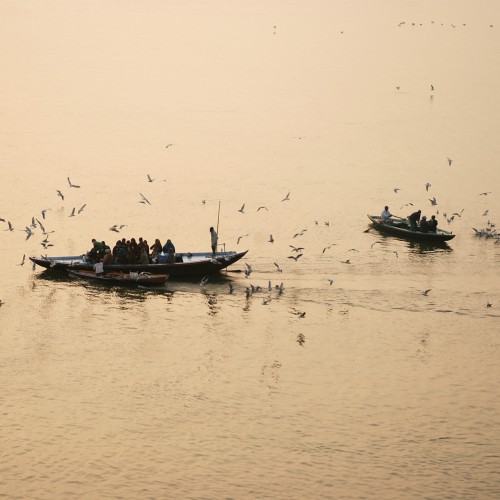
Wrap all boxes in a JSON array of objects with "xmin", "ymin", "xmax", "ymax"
[{"xmin": 1, "ymin": 1, "xmax": 499, "ymax": 498}]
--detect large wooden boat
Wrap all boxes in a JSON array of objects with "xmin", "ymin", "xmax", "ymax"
[
  {"xmin": 68, "ymin": 270, "xmax": 168, "ymax": 287},
  {"xmin": 30, "ymin": 250, "xmax": 248, "ymax": 278},
  {"xmin": 367, "ymin": 215, "xmax": 455, "ymax": 242}
]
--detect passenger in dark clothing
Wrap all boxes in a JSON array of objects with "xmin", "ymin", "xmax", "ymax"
[
  {"xmin": 429, "ymin": 215, "xmax": 438, "ymax": 232},
  {"xmin": 419, "ymin": 216, "xmax": 430, "ymax": 233},
  {"xmin": 409, "ymin": 210, "xmax": 421, "ymax": 231}
]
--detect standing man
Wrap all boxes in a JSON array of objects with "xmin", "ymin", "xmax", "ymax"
[{"xmin": 210, "ymin": 226, "xmax": 218, "ymax": 255}]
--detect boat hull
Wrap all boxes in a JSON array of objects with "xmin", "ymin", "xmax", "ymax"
[
  {"xmin": 68, "ymin": 270, "xmax": 168, "ymax": 286},
  {"xmin": 30, "ymin": 250, "xmax": 248, "ymax": 278},
  {"xmin": 367, "ymin": 215, "xmax": 455, "ymax": 242}
]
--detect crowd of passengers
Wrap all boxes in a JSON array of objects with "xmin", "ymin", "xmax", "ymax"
[{"xmin": 87, "ymin": 237, "xmax": 176, "ymax": 265}]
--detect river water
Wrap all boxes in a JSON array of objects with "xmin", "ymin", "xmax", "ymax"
[{"xmin": 1, "ymin": 1, "xmax": 499, "ymax": 498}]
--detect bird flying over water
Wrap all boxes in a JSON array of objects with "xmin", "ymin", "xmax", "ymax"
[
  {"xmin": 238, "ymin": 204, "xmax": 245, "ymax": 213},
  {"xmin": 281, "ymin": 192, "xmax": 290, "ymax": 202},
  {"xmin": 268, "ymin": 234, "xmax": 274, "ymax": 243},
  {"xmin": 288, "ymin": 254, "xmax": 303, "ymax": 261},
  {"xmin": 257, "ymin": 206, "xmax": 268, "ymax": 211},
  {"xmin": 394, "ymin": 187, "xmax": 401, "ymax": 193},
  {"xmin": 139, "ymin": 193, "xmax": 151, "ymax": 205},
  {"xmin": 237, "ymin": 234, "xmax": 248, "ymax": 245},
  {"xmin": 19, "ymin": 254, "xmax": 26, "ymax": 266},
  {"xmin": 421, "ymin": 289, "xmax": 431, "ymax": 296},
  {"xmin": 56, "ymin": 190, "xmax": 64, "ymax": 201},
  {"xmin": 289, "ymin": 245, "xmax": 304, "ymax": 252},
  {"xmin": 67, "ymin": 177, "xmax": 80, "ymax": 188},
  {"xmin": 429, "ymin": 197, "xmax": 437, "ymax": 206},
  {"xmin": 479, "ymin": 192, "xmax": 492, "ymax": 196},
  {"xmin": 78, "ymin": 204, "xmax": 86, "ymax": 214},
  {"xmin": 147, "ymin": 174, "xmax": 154, "ymax": 182},
  {"xmin": 447, "ymin": 157, "xmax": 453, "ymax": 166},
  {"xmin": 68, "ymin": 207, "xmax": 76, "ymax": 217},
  {"xmin": 274, "ymin": 262, "xmax": 283, "ymax": 273},
  {"xmin": 425, "ymin": 182, "xmax": 431, "ymax": 191},
  {"xmin": 7, "ymin": 221, "xmax": 13, "ymax": 231}
]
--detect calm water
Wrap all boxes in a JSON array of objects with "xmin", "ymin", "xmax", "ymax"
[{"xmin": 1, "ymin": 1, "xmax": 499, "ymax": 498}]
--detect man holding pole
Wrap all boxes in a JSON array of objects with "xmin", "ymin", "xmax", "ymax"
[{"xmin": 210, "ymin": 226, "xmax": 218, "ymax": 256}]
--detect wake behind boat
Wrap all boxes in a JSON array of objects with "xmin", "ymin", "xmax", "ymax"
[
  {"xmin": 367, "ymin": 214, "xmax": 455, "ymax": 242},
  {"xmin": 30, "ymin": 250, "xmax": 248, "ymax": 279}
]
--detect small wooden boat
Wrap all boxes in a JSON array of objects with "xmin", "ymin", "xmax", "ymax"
[
  {"xmin": 68, "ymin": 270, "xmax": 168, "ymax": 287},
  {"xmin": 367, "ymin": 215, "xmax": 455, "ymax": 242},
  {"xmin": 30, "ymin": 250, "xmax": 248, "ymax": 278}
]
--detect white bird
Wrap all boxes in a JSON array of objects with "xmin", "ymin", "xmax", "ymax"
[
  {"xmin": 244, "ymin": 262, "xmax": 253, "ymax": 278},
  {"xmin": 24, "ymin": 227, "xmax": 34, "ymax": 240},
  {"xmin": 297, "ymin": 312, "xmax": 306, "ymax": 318},
  {"xmin": 479, "ymin": 191, "xmax": 492, "ymax": 196},
  {"xmin": 327, "ymin": 279, "xmax": 334, "ymax": 285},
  {"xmin": 288, "ymin": 254, "xmax": 303, "ymax": 261},
  {"xmin": 36, "ymin": 219, "xmax": 45, "ymax": 233},
  {"xmin": 56, "ymin": 190, "xmax": 64, "ymax": 201},
  {"xmin": 281, "ymin": 192, "xmax": 290, "ymax": 202},
  {"xmin": 200, "ymin": 276, "xmax": 209, "ymax": 287},
  {"xmin": 68, "ymin": 207, "xmax": 76, "ymax": 217},
  {"xmin": 289, "ymin": 245, "xmax": 304, "ymax": 252},
  {"xmin": 421, "ymin": 289, "xmax": 431, "ymax": 296},
  {"xmin": 394, "ymin": 187, "xmax": 401, "ymax": 193},
  {"xmin": 429, "ymin": 197, "xmax": 437, "ymax": 206},
  {"xmin": 78, "ymin": 204, "xmax": 86, "ymax": 214},
  {"xmin": 147, "ymin": 174, "xmax": 154, "ymax": 182},
  {"xmin": 119, "ymin": 224, "xmax": 128, "ymax": 230},
  {"xmin": 273, "ymin": 262, "xmax": 282, "ymax": 273},
  {"xmin": 67, "ymin": 177, "xmax": 80, "ymax": 188},
  {"xmin": 109, "ymin": 225, "xmax": 120, "ymax": 232},
  {"xmin": 139, "ymin": 192, "xmax": 151, "ymax": 205},
  {"xmin": 238, "ymin": 203, "xmax": 245, "ymax": 213},
  {"xmin": 268, "ymin": 234, "xmax": 274, "ymax": 243},
  {"xmin": 425, "ymin": 182, "xmax": 431, "ymax": 191}
]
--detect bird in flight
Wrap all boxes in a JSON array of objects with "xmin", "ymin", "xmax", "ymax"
[
  {"xmin": 327, "ymin": 279, "xmax": 335, "ymax": 285},
  {"xmin": 429, "ymin": 197, "xmax": 438, "ymax": 206},
  {"xmin": 56, "ymin": 190, "xmax": 64, "ymax": 201},
  {"xmin": 289, "ymin": 245, "xmax": 304, "ymax": 252},
  {"xmin": 238, "ymin": 203, "xmax": 245, "ymax": 213},
  {"xmin": 68, "ymin": 207, "xmax": 76, "ymax": 217},
  {"xmin": 78, "ymin": 204, "xmax": 86, "ymax": 214},
  {"xmin": 288, "ymin": 254, "xmax": 303, "ymax": 261},
  {"xmin": 479, "ymin": 192, "xmax": 492, "ymax": 196},
  {"xmin": 244, "ymin": 262, "xmax": 253, "ymax": 278},
  {"xmin": 165, "ymin": 144, "xmax": 174, "ymax": 149},
  {"xmin": 281, "ymin": 192, "xmax": 290, "ymax": 202},
  {"xmin": 237, "ymin": 234, "xmax": 248, "ymax": 245},
  {"xmin": 7, "ymin": 221, "xmax": 14, "ymax": 231},
  {"xmin": 425, "ymin": 182, "xmax": 431, "ymax": 192},
  {"xmin": 109, "ymin": 225, "xmax": 120, "ymax": 232},
  {"xmin": 139, "ymin": 193, "xmax": 151, "ymax": 205},
  {"xmin": 394, "ymin": 187, "xmax": 401, "ymax": 193},
  {"xmin": 257, "ymin": 206, "xmax": 268, "ymax": 211},
  {"xmin": 421, "ymin": 289, "xmax": 431, "ymax": 296},
  {"xmin": 147, "ymin": 174, "xmax": 154, "ymax": 183},
  {"xmin": 274, "ymin": 262, "xmax": 282, "ymax": 273},
  {"xmin": 341, "ymin": 259, "xmax": 351, "ymax": 264},
  {"xmin": 200, "ymin": 276, "xmax": 209, "ymax": 287},
  {"xmin": 447, "ymin": 157, "xmax": 453, "ymax": 166},
  {"xmin": 41, "ymin": 209, "xmax": 50, "ymax": 219},
  {"xmin": 268, "ymin": 234, "xmax": 274, "ymax": 243},
  {"xmin": 67, "ymin": 177, "xmax": 80, "ymax": 188},
  {"xmin": 18, "ymin": 254, "xmax": 26, "ymax": 266}
]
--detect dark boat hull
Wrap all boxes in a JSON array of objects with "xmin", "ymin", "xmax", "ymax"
[
  {"xmin": 367, "ymin": 215, "xmax": 455, "ymax": 242},
  {"xmin": 68, "ymin": 270, "xmax": 168, "ymax": 286},
  {"xmin": 30, "ymin": 250, "xmax": 248, "ymax": 278}
]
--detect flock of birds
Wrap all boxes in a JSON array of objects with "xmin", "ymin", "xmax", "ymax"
[{"xmin": 0, "ymin": 165, "xmax": 496, "ymax": 322}]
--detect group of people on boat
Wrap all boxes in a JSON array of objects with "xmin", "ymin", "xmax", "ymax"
[
  {"xmin": 381, "ymin": 206, "xmax": 438, "ymax": 233},
  {"xmin": 87, "ymin": 237, "xmax": 177, "ymax": 265}
]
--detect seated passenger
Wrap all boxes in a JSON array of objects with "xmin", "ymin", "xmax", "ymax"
[
  {"xmin": 102, "ymin": 248, "xmax": 114, "ymax": 265},
  {"xmin": 419, "ymin": 216, "xmax": 430, "ymax": 233},
  {"xmin": 150, "ymin": 239, "xmax": 163, "ymax": 261},
  {"xmin": 162, "ymin": 239, "xmax": 175, "ymax": 254},
  {"xmin": 381, "ymin": 205, "xmax": 392, "ymax": 222},
  {"xmin": 137, "ymin": 247, "xmax": 149, "ymax": 265},
  {"xmin": 429, "ymin": 215, "xmax": 438, "ymax": 232}
]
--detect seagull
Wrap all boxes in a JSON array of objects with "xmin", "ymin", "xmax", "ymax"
[
  {"xmin": 41, "ymin": 209, "xmax": 50, "ymax": 219},
  {"xmin": 482, "ymin": 210, "xmax": 489, "ymax": 216},
  {"xmin": 289, "ymin": 245, "xmax": 304, "ymax": 252},
  {"xmin": 244, "ymin": 262, "xmax": 253, "ymax": 278},
  {"xmin": 327, "ymin": 279, "xmax": 335, "ymax": 285},
  {"xmin": 273, "ymin": 262, "xmax": 283, "ymax": 273},
  {"xmin": 41, "ymin": 242, "xmax": 54, "ymax": 249},
  {"xmin": 200, "ymin": 276, "xmax": 209, "ymax": 287},
  {"xmin": 78, "ymin": 204, "xmax": 86, "ymax": 214},
  {"xmin": 56, "ymin": 190, "xmax": 64, "ymax": 201},
  {"xmin": 421, "ymin": 289, "xmax": 431, "ymax": 296},
  {"xmin": 109, "ymin": 225, "xmax": 120, "ymax": 232},
  {"xmin": 451, "ymin": 210, "xmax": 464, "ymax": 217},
  {"xmin": 68, "ymin": 207, "xmax": 76, "ymax": 217},
  {"xmin": 429, "ymin": 197, "xmax": 438, "ymax": 206},
  {"xmin": 394, "ymin": 187, "xmax": 401, "ymax": 193},
  {"xmin": 147, "ymin": 174, "xmax": 154, "ymax": 182},
  {"xmin": 322, "ymin": 245, "xmax": 332, "ymax": 254},
  {"xmin": 324, "ymin": 221, "xmax": 330, "ymax": 227},
  {"xmin": 268, "ymin": 234, "xmax": 274, "ymax": 243},
  {"xmin": 202, "ymin": 200, "xmax": 206, "ymax": 205},
  {"xmin": 276, "ymin": 282, "xmax": 285, "ymax": 295},
  {"xmin": 24, "ymin": 227, "xmax": 34, "ymax": 240},
  {"xmin": 237, "ymin": 234, "xmax": 248, "ymax": 245},
  {"xmin": 30, "ymin": 217, "xmax": 37, "ymax": 228},
  {"xmin": 228, "ymin": 283, "xmax": 234, "ymax": 294},
  {"xmin": 238, "ymin": 203, "xmax": 245, "ymax": 213},
  {"xmin": 7, "ymin": 221, "xmax": 13, "ymax": 231},
  {"xmin": 36, "ymin": 219, "xmax": 45, "ymax": 233},
  {"xmin": 288, "ymin": 254, "xmax": 303, "ymax": 261},
  {"xmin": 425, "ymin": 182, "xmax": 431, "ymax": 191},
  {"xmin": 268, "ymin": 280, "xmax": 272, "ymax": 292},
  {"xmin": 292, "ymin": 229, "xmax": 307, "ymax": 238},
  {"xmin": 447, "ymin": 157, "xmax": 453, "ymax": 166},
  {"xmin": 371, "ymin": 241, "xmax": 382, "ymax": 249},
  {"xmin": 67, "ymin": 177, "xmax": 80, "ymax": 188},
  {"xmin": 0, "ymin": 217, "xmax": 5, "ymax": 222},
  {"xmin": 431, "ymin": 84, "xmax": 435, "ymax": 91},
  {"xmin": 341, "ymin": 259, "xmax": 351, "ymax": 264},
  {"xmin": 18, "ymin": 254, "xmax": 26, "ymax": 266},
  {"xmin": 262, "ymin": 297, "xmax": 271, "ymax": 305},
  {"xmin": 281, "ymin": 192, "xmax": 290, "ymax": 202},
  {"xmin": 298, "ymin": 312, "xmax": 306, "ymax": 318},
  {"xmin": 486, "ymin": 302, "xmax": 492, "ymax": 308},
  {"xmin": 139, "ymin": 193, "xmax": 151, "ymax": 205},
  {"xmin": 393, "ymin": 251, "xmax": 399, "ymax": 258},
  {"xmin": 245, "ymin": 287, "xmax": 252, "ymax": 299},
  {"xmin": 479, "ymin": 192, "xmax": 492, "ymax": 196},
  {"xmin": 348, "ymin": 248, "xmax": 359, "ymax": 252},
  {"xmin": 257, "ymin": 206, "xmax": 268, "ymax": 211},
  {"xmin": 165, "ymin": 144, "xmax": 174, "ymax": 149},
  {"xmin": 400, "ymin": 202, "xmax": 413, "ymax": 209}
]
